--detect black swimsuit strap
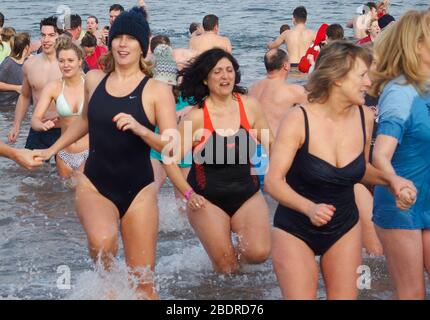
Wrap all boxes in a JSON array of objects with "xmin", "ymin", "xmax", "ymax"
[
  {"xmin": 357, "ymin": 105, "xmax": 366, "ymax": 151},
  {"xmin": 298, "ymin": 106, "xmax": 310, "ymax": 150},
  {"xmin": 136, "ymin": 76, "xmax": 150, "ymax": 95}
]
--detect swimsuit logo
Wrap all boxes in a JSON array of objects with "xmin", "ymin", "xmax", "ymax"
[{"xmin": 129, "ymin": 96, "xmax": 137, "ymax": 99}]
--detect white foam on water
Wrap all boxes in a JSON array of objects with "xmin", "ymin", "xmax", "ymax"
[
  {"xmin": 156, "ymin": 244, "xmax": 212, "ymax": 274},
  {"xmin": 66, "ymin": 259, "xmax": 155, "ymax": 300},
  {"xmin": 157, "ymin": 191, "xmax": 192, "ymax": 233}
]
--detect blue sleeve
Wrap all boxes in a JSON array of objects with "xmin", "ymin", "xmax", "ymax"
[{"xmin": 376, "ymin": 84, "xmax": 413, "ymax": 144}]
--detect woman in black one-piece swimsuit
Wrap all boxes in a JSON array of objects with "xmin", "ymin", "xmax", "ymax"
[
  {"xmin": 40, "ymin": 8, "xmax": 177, "ymax": 299},
  {"xmin": 265, "ymin": 41, "xmax": 416, "ymax": 300}
]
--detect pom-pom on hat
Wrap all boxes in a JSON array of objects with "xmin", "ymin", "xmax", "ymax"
[
  {"xmin": 153, "ymin": 44, "xmax": 178, "ymax": 86},
  {"xmin": 108, "ymin": 6, "xmax": 150, "ymax": 57}
]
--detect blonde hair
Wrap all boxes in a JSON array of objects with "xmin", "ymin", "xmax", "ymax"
[
  {"xmin": 99, "ymin": 50, "xmax": 154, "ymax": 75},
  {"xmin": 367, "ymin": 18, "xmax": 379, "ymax": 35},
  {"xmin": 55, "ymin": 36, "xmax": 84, "ymax": 61},
  {"xmin": 306, "ymin": 40, "xmax": 372, "ymax": 104},
  {"xmin": 370, "ymin": 10, "xmax": 430, "ymax": 96},
  {"xmin": 0, "ymin": 27, "xmax": 16, "ymax": 49}
]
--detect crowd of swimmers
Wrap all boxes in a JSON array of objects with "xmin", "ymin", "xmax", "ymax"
[{"xmin": 0, "ymin": 1, "xmax": 430, "ymax": 300}]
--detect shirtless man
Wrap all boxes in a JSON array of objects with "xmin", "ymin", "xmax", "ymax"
[
  {"xmin": 8, "ymin": 16, "xmax": 62, "ymax": 149},
  {"xmin": 189, "ymin": 22, "xmax": 204, "ymax": 37},
  {"xmin": 172, "ymin": 25, "xmax": 201, "ymax": 70},
  {"xmin": 267, "ymin": 6, "xmax": 315, "ymax": 67},
  {"xmin": 249, "ymin": 49, "xmax": 307, "ymax": 136},
  {"xmin": 189, "ymin": 14, "xmax": 232, "ymax": 53},
  {"xmin": 348, "ymin": 2, "xmax": 378, "ymax": 39}
]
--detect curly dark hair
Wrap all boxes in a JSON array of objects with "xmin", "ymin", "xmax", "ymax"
[{"xmin": 178, "ymin": 48, "xmax": 247, "ymax": 108}]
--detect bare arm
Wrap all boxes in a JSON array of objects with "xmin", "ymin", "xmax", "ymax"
[
  {"xmin": 0, "ymin": 141, "xmax": 43, "ymax": 169},
  {"xmin": 265, "ymin": 108, "xmax": 336, "ymax": 226},
  {"xmin": 8, "ymin": 64, "xmax": 32, "ymax": 143},
  {"xmin": 113, "ymin": 80, "xmax": 177, "ymax": 152},
  {"xmin": 31, "ymin": 82, "xmax": 57, "ymax": 131},
  {"xmin": 163, "ymin": 108, "xmax": 200, "ymax": 196},
  {"xmin": 0, "ymin": 141, "xmax": 16, "ymax": 159},
  {"xmin": 360, "ymin": 108, "xmax": 415, "ymax": 197},
  {"xmin": 0, "ymin": 82, "xmax": 21, "ymax": 93},
  {"xmin": 267, "ymin": 32, "xmax": 287, "ymax": 50},
  {"xmin": 163, "ymin": 107, "xmax": 207, "ymax": 209},
  {"xmin": 372, "ymin": 135, "xmax": 397, "ymax": 174}
]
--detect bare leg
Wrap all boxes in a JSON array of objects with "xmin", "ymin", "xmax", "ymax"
[
  {"xmin": 74, "ymin": 172, "xmax": 120, "ymax": 271},
  {"xmin": 272, "ymin": 228, "xmax": 319, "ymax": 299},
  {"xmin": 354, "ymin": 184, "xmax": 383, "ymax": 256},
  {"xmin": 56, "ymin": 155, "xmax": 74, "ymax": 178},
  {"xmin": 376, "ymin": 226, "xmax": 425, "ymax": 299},
  {"xmin": 231, "ymin": 192, "xmax": 271, "ymax": 265},
  {"xmin": 151, "ymin": 158, "xmax": 167, "ymax": 192},
  {"xmin": 187, "ymin": 202, "xmax": 238, "ymax": 274},
  {"xmin": 121, "ymin": 183, "xmax": 159, "ymax": 300},
  {"xmin": 321, "ymin": 223, "xmax": 362, "ymax": 300}
]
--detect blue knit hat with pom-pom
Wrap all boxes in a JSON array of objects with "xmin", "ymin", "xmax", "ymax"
[{"xmin": 108, "ymin": 6, "xmax": 150, "ymax": 57}]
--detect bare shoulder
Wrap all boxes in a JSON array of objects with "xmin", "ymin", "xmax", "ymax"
[
  {"xmin": 85, "ymin": 70, "xmax": 106, "ymax": 89},
  {"xmin": 281, "ymin": 29, "xmax": 290, "ymax": 39},
  {"xmin": 45, "ymin": 79, "xmax": 62, "ymax": 94},
  {"xmin": 145, "ymin": 78, "xmax": 172, "ymax": 95},
  {"xmin": 181, "ymin": 105, "xmax": 204, "ymax": 129},
  {"xmin": 287, "ymin": 83, "xmax": 306, "ymax": 94},
  {"xmin": 284, "ymin": 105, "xmax": 305, "ymax": 124},
  {"xmin": 307, "ymin": 28, "xmax": 317, "ymax": 39},
  {"xmin": 277, "ymin": 106, "xmax": 306, "ymax": 143},
  {"xmin": 239, "ymin": 94, "xmax": 261, "ymax": 111},
  {"xmin": 23, "ymin": 54, "xmax": 39, "ymax": 70}
]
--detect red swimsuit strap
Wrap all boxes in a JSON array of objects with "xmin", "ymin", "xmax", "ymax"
[
  {"xmin": 193, "ymin": 101, "xmax": 215, "ymax": 154},
  {"xmin": 236, "ymin": 93, "xmax": 252, "ymax": 132}
]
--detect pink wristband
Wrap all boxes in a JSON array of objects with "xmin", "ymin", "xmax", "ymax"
[{"xmin": 184, "ymin": 188, "xmax": 194, "ymax": 200}]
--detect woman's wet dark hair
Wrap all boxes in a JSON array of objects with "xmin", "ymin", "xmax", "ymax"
[{"xmin": 178, "ymin": 48, "xmax": 247, "ymax": 108}]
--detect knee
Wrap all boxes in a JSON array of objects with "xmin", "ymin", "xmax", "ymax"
[
  {"xmin": 241, "ymin": 244, "xmax": 271, "ymax": 264},
  {"xmin": 87, "ymin": 231, "xmax": 118, "ymax": 256}
]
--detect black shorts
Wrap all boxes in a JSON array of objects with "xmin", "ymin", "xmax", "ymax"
[{"xmin": 24, "ymin": 127, "xmax": 61, "ymax": 150}]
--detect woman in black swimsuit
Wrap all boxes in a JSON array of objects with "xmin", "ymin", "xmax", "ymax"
[
  {"xmin": 265, "ymin": 41, "xmax": 416, "ymax": 299},
  {"xmin": 165, "ymin": 49, "xmax": 274, "ymax": 274},
  {"xmin": 40, "ymin": 7, "xmax": 177, "ymax": 299}
]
